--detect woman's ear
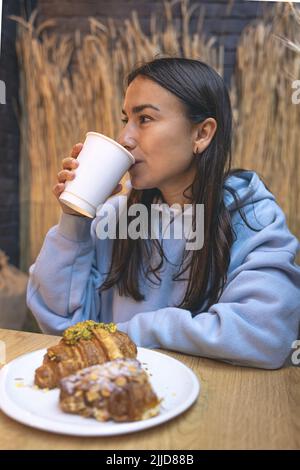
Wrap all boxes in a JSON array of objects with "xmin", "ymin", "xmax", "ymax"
[{"xmin": 193, "ymin": 118, "xmax": 217, "ymax": 154}]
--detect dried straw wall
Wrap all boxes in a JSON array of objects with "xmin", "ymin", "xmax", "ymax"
[{"xmin": 13, "ymin": 0, "xmax": 223, "ymax": 270}]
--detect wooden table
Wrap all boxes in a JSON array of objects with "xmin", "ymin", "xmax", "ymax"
[{"xmin": 0, "ymin": 328, "xmax": 299, "ymax": 450}]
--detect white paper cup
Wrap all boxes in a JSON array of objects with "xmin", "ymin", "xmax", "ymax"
[{"xmin": 59, "ymin": 132, "xmax": 135, "ymax": 218}]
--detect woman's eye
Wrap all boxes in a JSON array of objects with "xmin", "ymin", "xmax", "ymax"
[
  {"xmin": 121, "ymin": 115, "xmax": 152, "ymax": 125},
  {"xmin": 139, "ymin": 115, "xmax": 152, "ymax": 124}
]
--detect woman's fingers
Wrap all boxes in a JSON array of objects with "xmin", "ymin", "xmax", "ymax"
[
  {"xmin": 57, "ymin": 169, "xmax": 76, "ymax": 183},
  {"xmin": 52, "ymin": 183, "xmax": 65, "ymax": 199},
  {"xmin": 62, "ymin": 157, "xmax": 79, "ymax": 170},
  {"xmin": 71, "ymin": 142, "xmax": 83, "ymax": 158},
  {"xmin": 53, "ymin": 143, "xmax": 83, "ymax": 215},
  {"xmin": 61, "ymin": 143, "xmax": 82, "ymax": 171}
]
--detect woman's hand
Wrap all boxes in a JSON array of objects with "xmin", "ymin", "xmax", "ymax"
[{"xmin": 53, "ymin": 142, "xmax": 123, "ymax": 216}]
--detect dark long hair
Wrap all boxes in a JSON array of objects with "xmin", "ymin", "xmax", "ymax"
[{"xmin": 100, "ymin": 57, "xmax": 256, "ymax": 314}]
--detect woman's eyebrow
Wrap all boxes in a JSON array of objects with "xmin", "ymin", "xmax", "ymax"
[{"xmin": 121, "ymin": 104, "xmax": 160, "ymax": 115}]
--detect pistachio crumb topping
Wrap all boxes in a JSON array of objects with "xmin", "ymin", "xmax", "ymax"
[{"xmin": 63, "ymin": 320, "xmax": 117, "ymax": 345}]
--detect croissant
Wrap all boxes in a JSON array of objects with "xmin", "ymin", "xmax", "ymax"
[
  {"xmin": 59, "ymin": 358, "xmax": 161, "ymax": 422},
  {"xmin": 34, "ymin": 321, "xmax": 137, "ymax": 389}
]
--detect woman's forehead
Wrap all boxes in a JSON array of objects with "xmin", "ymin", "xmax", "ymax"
[{"xmin": 124, "ymin": 76, "xmax": 184, "ymax": 114}]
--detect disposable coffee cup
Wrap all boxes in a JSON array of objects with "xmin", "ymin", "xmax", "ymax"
[{"xmin": 59, "ymin": 132, "xmax": 135, "ymax": 218}]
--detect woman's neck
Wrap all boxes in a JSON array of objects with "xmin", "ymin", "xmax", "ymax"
[{"xmin": 158, "ymin": 167, "xmax": 196, "ymax": 208}]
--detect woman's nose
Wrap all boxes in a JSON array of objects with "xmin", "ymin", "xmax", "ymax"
[{"xmin": 117, "ymin": 129, "xmax": 137, "ymax": 152}]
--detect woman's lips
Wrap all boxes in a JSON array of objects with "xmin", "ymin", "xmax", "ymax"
[{"xmin": 129, "ymin": 161, "xmax": 142, "ymax": 172}]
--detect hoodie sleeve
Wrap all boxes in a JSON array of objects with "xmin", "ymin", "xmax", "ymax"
[
  {"xmin": 26, "ymin": 213, "xmax": 103, "ymax": 335},
  {"xmin": 117, "ymin": 204, "xmax": 300, "ymax": 370}
]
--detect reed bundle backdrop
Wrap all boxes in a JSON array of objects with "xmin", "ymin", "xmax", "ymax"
[
  {"xmin": 10, "ymin": 0, "xmax": 300, "ymax": 271},
  {"xmin": 11, "ymin": 0, "xmax": 223, "ymax": 271},
  {"xmin": 231, "ymin": 3, "xmax": 300, "ymax": 245}
]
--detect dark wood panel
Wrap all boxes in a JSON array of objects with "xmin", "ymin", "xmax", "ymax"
[{"xmin": 0, "ymin": 0, "xmax": 37, "ymax": 267}]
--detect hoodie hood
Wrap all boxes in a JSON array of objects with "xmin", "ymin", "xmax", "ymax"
[{"xmin": 224, "ymin": 170, "xmax": 276, "ymax": 211}]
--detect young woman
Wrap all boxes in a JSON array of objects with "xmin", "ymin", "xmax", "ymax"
[{"xmin": 27, "ymin": 57, "xmax": 300, "ymax": 369}]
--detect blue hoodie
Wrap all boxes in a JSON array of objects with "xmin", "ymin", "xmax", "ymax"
[{"xmin": 27, "ymin": 171, "xmax": 300, "ymax": 369}]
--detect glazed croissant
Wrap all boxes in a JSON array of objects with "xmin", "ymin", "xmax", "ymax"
[
  {"xmin": 34, "ymin": 321, "xmax": 137, "ymax": 389},
  {"xmin": 59, "ymin": 358, "xmax": 161, "ymax": 422}
]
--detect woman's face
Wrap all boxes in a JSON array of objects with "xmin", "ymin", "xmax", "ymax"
[{"xmin": 118, "ymin": 76, "xmax": 201, "ymax": 200}]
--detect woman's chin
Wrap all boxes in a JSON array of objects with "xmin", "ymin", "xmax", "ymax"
[
  {"xmin": 131, "ymin": 182, "xmax": 146, "ymax": 190},
  {"xmin": 130, "ymin": 178, "xmax": 153, "ymax": 190}
]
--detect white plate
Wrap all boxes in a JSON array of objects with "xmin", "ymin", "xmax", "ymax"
[{"xmin": 0, "ymin": 348, "xmax": 200, "ymax": 436}]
